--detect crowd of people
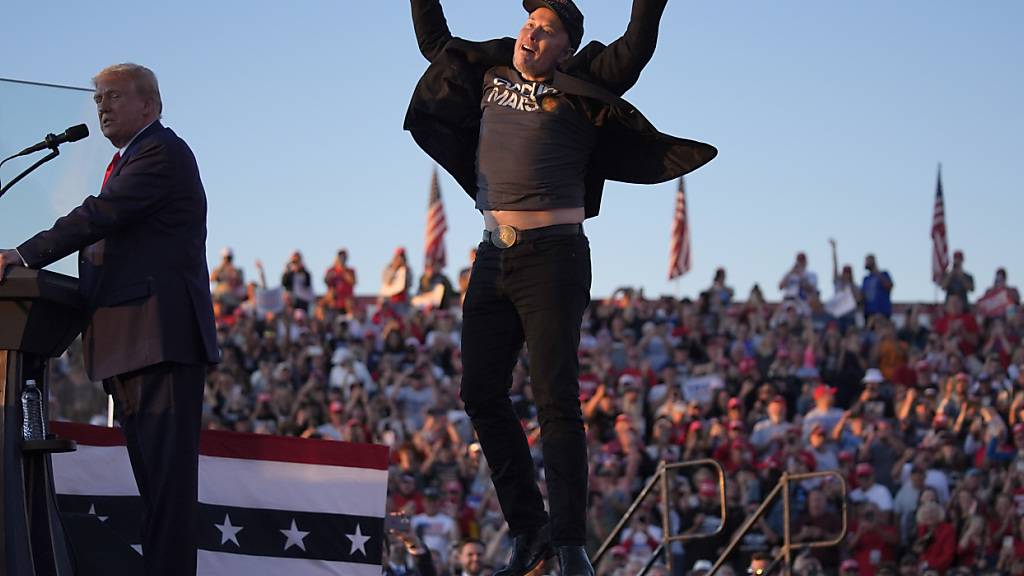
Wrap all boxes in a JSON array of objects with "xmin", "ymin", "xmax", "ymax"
[{"xmin": 48, "ymin": 245, "xmax": 1024, "ymax": 576}]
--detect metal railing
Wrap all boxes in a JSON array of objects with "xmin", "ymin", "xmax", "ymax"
[
  {"xmin": 593, "ymin": 458, "xmax": 728, "ymax": 575},
  {"xmin": 708, "ymin": 469, "xmax": 849, "ymax": 576}
]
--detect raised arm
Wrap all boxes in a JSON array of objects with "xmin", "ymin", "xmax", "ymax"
[
  {"xmin": 578, "ymin": 0, "xmax": 669, "ymax": 96},
  {"xmin": 410, "ymin": 0, "xmax": 453, "ymax": 62}
]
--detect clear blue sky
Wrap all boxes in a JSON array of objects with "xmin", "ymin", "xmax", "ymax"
[{"xmin": 1, "ymin": 1, "xmax": 1021, "ymax": 301}]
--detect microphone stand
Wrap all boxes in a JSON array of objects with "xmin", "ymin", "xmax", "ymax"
[{"xmin": 0, "ymin": 146, "xmax": 61, "ymax": 200}]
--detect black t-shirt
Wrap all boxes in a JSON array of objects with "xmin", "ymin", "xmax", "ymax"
[
  {"xmin": 945, "ymin": 270, "xmax": 974, "ymax": 303},
  {"xmin": 476, "ymin": 66, "xmax": 597, "ymax": 211}
]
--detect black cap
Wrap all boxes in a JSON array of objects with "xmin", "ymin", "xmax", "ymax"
[{"xmin": 523, "ymin": 0, "xmax": 584, "ymax": 50}]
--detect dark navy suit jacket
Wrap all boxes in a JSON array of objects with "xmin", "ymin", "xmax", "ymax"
[{"xmin": 18, "ymin": 121, "xmax": 219, "ymax": 380}]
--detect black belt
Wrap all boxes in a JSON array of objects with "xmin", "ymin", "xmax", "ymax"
[{"xmin": 482, "ymin": 223, "xmax": 582, "ymax": 249}]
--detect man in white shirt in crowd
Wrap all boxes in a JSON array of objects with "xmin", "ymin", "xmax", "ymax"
[
  {"xmin": 780, "ymin": 252, "xmax": 818, "ymax": 301},
  {"xmin": 411, "ymin": 488, "xmax": 460, "ymax": 565},
  {"xmin": 849, "ymin": 463, "xmax": 893, "ymax": 518}
]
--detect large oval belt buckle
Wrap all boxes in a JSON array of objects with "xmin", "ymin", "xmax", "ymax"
[{"xmin": 493, "ymin": 224, "xmax": 519, "ymax": 249}]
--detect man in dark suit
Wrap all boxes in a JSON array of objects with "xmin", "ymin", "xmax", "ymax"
[
  {"xmin": 0, "ymin": 63, "xmax": 219, "ymax": 576},
  {"xmin": 406, "ymin": 2, "xmax": 715, "ymax": 575}
]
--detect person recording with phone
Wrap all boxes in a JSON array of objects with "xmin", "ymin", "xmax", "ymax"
[
  {"xmin": 847, "ymin": 503, "xmax": 899, "ymax": 572},
  {"xmin": 385, "ymin": 511, "xmax": 438, "ymax": 576}
]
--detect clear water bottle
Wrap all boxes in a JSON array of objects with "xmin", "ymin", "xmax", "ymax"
[{"xmin": 21, "ymin": 379, "xmax": 44, "ymax": 441}]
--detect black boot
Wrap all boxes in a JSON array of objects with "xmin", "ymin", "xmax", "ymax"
[
  {"xmin": 556, "ymin": 545, "xmax": 594, "ymax": 576},
  {"xmin": 494, "ymin": 525, "xmax": 553, "ymax": 576}
]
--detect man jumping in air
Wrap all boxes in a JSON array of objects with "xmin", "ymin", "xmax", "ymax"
[{"xmin": 405, "ymin": 1, "xmax": 716, "ymax": 574}]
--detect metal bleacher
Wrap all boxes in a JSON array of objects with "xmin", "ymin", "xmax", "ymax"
[{"xmin": 593, "ymin": 462, "xmax": 848, "ymax": 576}]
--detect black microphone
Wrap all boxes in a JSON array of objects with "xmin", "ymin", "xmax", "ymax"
[{"xmin": 15, "ymin": 124, "xmax": 90, "ymax": 157}]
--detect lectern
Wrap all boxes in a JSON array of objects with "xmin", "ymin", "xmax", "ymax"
[{"xmin": 0, "ymin": 267, "xmax": 85, "ymax": 576}]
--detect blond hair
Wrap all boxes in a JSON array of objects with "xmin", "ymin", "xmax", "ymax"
[{"xmin": 93, "ymin": 63, "xmax": 162, "ymax": 114}]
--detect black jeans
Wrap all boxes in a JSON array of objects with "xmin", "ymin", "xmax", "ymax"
[{"xmin": 460, "ymin": 231, "xmax": 591, "ymax": 546}]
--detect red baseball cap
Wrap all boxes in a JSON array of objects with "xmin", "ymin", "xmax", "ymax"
[
  {"xmin": 855, "ymin": 463, "xmax": 874, "ymax": 477},
  {"xmin": 698, "ymin": 481, "xmax": 717, "ymax": 497},
  {"xmin": 813, "ymin": 384, "xmax": 836, "ymax": 400}
]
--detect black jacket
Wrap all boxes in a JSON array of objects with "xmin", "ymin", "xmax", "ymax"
[
  {"xmin": 404, "ymin": 0, "xmax": 717, "ymax": 218},
  {"xmin": 19, "ymin": 122, "xmax": 220, "ymax": 380}
]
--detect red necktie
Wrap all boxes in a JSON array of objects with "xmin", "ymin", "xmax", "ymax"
[
  {"xmin": 101, "ymin": 151, "xmax": 121, "ymax": 190},
  {"xmin": 85, "ymin": 150, "xmax": 120, "ymax": 263}
]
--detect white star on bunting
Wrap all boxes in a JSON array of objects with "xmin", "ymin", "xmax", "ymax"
[
  {"xmin": 88, "ymin": 504, "xmax": 109, "ymax": 523},
  {"xmin": 215, "ymin": 513, "xmax": 243, "ymax": 546},
  {"xmin": 346, "ymin": 523, "xmax": 371, "ymax": 557},
  {"xmin": 280, "ymin": 518, "xmax": 310, "ymax": 552}
]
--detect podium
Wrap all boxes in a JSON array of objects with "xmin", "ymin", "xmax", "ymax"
[{"xmin": 0, "ymin": 267, "xmax": 85, "ymax": 576}]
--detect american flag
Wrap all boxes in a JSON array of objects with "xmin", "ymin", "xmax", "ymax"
[
  {"xmin": 51, "ymin": 421, "xmax": 388, "ymax": 576},
  {"xmin": 424, "ymin": 168, "xmax": 448, "ymax": 270},
  {"xmin": 668, "ymin": 176, "xmax": 691, "ymax": 280},
  {"xmin": 931, "ymin": 165, "xmax": 949, "ymax": 286}
]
